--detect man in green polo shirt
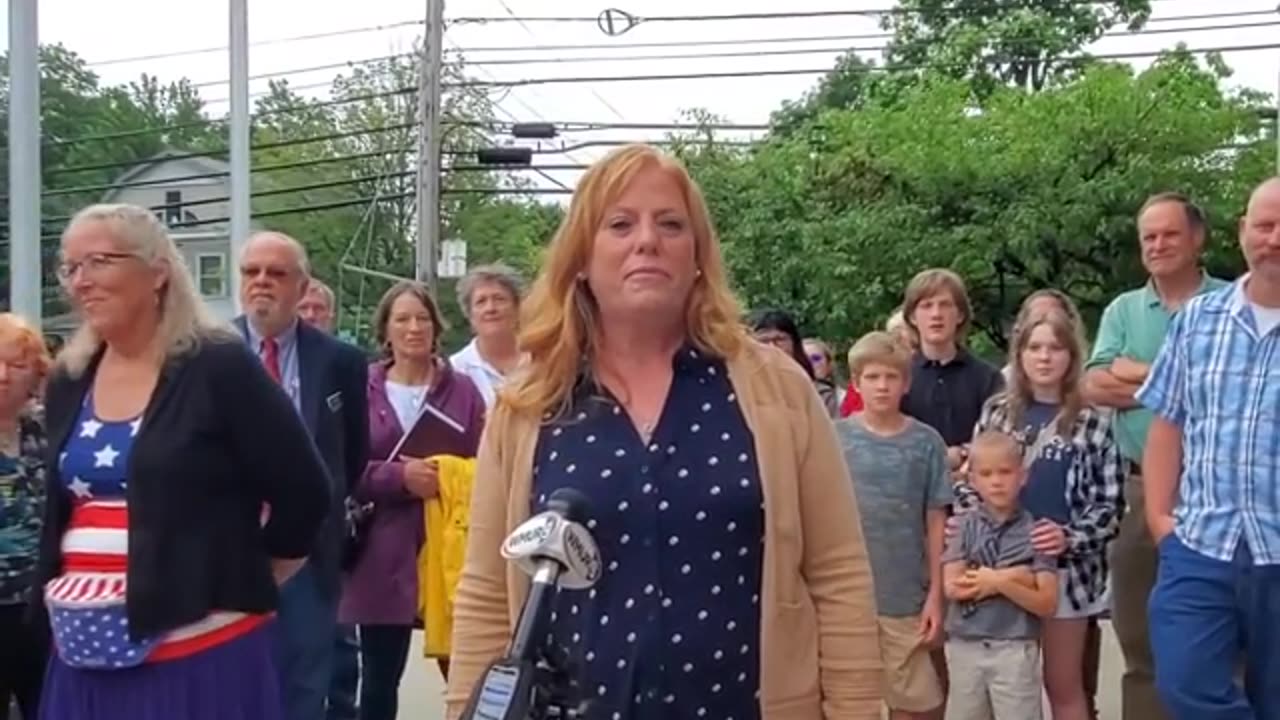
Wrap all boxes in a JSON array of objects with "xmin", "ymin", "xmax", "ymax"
[{"xmin": 1084, "ymin": 191, "xmax": 1229, "ymax": 720}]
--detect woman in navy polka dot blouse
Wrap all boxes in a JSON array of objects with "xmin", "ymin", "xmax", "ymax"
[{"xmin": 446, "ymin": 145, "xmax": 885, "ymax": 720}]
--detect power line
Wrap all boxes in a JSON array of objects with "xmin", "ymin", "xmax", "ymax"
[
  {"xmin": 34, "ymin": 191, "xmax": 418, "ymax": 241},
  {"xmin": 46, "ymin": 121, "xmax": 415, "ymax": 177},
  {"xmin": 29, "ymin": 185, "xmax": 563, "ymax": 241},
  {"xmin": 128, "ymin": 11, "xmax": 1279, "ymax": 97},
  {"xmin": 440, "ymin": 139, "xmax": 757, "ymax": 156},
  {"xmin": 24, "ymin": 146, "xmax": 415, "ymax": 201},
  {"xmin": 35, "ymin": 162, "xmax": 579, "ymax": 228},
  {"xmin": 492, "ymin": 0, "xmax": 626, "ymax": 122},
  {"xmin": 188, "ymin": 53, "xmax": 416, "ymax": 91},
  {"xmin": 459, "ymin": 21, "xmax": 1278, "ymax": 68},
  {"xmin": 450, "ymin": 1, "xmax": 1185, "ymax": 25},
  {"xmin": 43, "ymin": 86, "xmax": 415, "ymax": 151},
  {"xmin": 85, "ymin": 19, "xmax": 423, "ymax": 68},
  {"xmin": 461, "ymin": 20, "xmax": 1280, "ymax": 66},
  {"xmin": 31, "ymin": 171, "xmax": 417, "ymax": 229},
  {"xmin": 447, "ymin": 12, "xmax": 1280, "ymax": 54},
  {"xmin": 447, "ymin": 42, "xmax": 1280, "ymax": 88},
  {"xmin": 51, "ymin": 11, "xmax": 1277, "ymax": 150},
  {"xmin": 457, "ymin": 119, "xmax": 771, "ymax": 132}
]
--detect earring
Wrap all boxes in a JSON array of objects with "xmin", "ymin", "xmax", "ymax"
[
  {"xmin": 695, "ymin": 268, "xmax": 703, "ymax": 277},
  {"xmin": 576, "ymin": 272, "xmax": 587, "ymax": 282}
]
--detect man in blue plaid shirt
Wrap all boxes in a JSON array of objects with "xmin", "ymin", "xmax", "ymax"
[{"xmin": 1137, "ymin": 177, "xmax": 1280, "ymax": 720}]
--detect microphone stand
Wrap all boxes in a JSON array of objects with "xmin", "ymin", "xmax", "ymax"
[
  {"xmin": 460, "ymin": 566, "xmax": 589, "ymax": 719},
  {"xmin": 461, "ymin": 488, "xmax": 599, "ymax": 720}
]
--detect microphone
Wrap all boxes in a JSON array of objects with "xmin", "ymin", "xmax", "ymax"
[{"xmin": 460, "ymin": 487, "xmax": 602, "ymax": 720}]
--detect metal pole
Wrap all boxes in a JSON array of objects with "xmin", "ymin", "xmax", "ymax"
[
  {"xmin": 8, "ymin": 0, "xmax": 41, "ymax": 324},
  {"xmin": 415, "ymin": 0, "xmax": 445, "ymax": 293},
  {"xmin": 229, "ymin": 0, "xmax": 251, "ymax": 310}
]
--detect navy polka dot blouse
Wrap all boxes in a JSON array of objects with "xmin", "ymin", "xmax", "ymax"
[{"xmin": 531, "ymin": 347, "xmax": 764, "ymax": 720}]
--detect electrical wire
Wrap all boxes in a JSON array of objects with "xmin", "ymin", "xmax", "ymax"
[
  {"xmin": 440, "ymin": 139, "xmax": 758, "ymax": 155},
  {"xmin": 457, "ymin": 119, "xmax": 772, "ymax": 132},
  {"xmin": 18, "ymin": 161, "xmax": 581, "ymax": 226},
  {"xmin": 448, "ymin": 41, "xmax": 1280, "ymax": 88},
  {"xmin": 86, "ymin": 19, "xmax": 423, "ymax": 68},
  {"xmin": 18, "ymin": 146, "xmax": 414, "ymax": 202},
  {"xmin": 49, "ymin": 12, "xmax": 1278, "ymax": 149},
  {"xmin": 34, "ymin": 191, "xmax": 416, "ymax": 241},
  {"xmin": 165, "ymin": 14, "xmax": 1280, "ymax": 94},
  {"xmin": 35, "ymin": 171, "xmax": 418, "ymax": 229},
  {"xmin": 492, "ymin": 0, "xmax": 626, "ymax": 122},
  {"xmin": 46, "ymin": 121, "xmax": 414, "ymax": 177},
  {"xmin": 461, "ymin": 21, "xmax": 1280, "ymax": 67},
  {"xmin": 189, "ymin": 54, "xmax": 416, "ymax": 90},
  {"xmin": 448, "ymin": 11, "xmax": 1280, "ymax": 54},
  {"xmin": 448, "ymin": 0, "xmax": 1182, "ymax": 25},
  {"xmin": 30, "ymin": 185, "xmax": 567, "ymax": 241},
  {"xmin": 44, "ymin": 86, "xmax": 415, "ymax": 152}
]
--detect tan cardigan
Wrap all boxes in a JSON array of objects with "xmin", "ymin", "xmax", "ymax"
[{"xmin": 444, "ymin": 341, "xmax": 884, "ymax": 719}]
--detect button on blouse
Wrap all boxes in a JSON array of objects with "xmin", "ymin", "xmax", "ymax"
[{"xmin": 531, "ymin": 347, "xmax": 764, "ymax": 720}]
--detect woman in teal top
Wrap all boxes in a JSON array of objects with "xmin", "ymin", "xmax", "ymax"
[{"xmin": 0, "ymin": 312, "xmax": 52, "ymax": 718}]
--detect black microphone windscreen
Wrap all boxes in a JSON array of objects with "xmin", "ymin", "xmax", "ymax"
[{"xmin": 546, "ymin": 487, "xmax": 591, "ymax": 523}]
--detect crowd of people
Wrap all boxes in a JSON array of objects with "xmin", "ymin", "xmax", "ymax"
[{"xmin": 0, "ymin": 143, "xmax": 1276, "ymax": 720}]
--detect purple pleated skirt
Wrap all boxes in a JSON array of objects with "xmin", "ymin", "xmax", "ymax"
[{"xmin": 39, "ymin": 623, "xmax": 282, "ymax": 720}]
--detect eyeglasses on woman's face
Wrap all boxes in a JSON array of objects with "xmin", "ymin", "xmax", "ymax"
[{"xmin": 56, "ymin": 252, "xmax": 137, "ymax": 284}]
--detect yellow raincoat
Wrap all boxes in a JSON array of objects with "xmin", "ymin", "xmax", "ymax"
[{"xmin": 418, "ymin": 454, "xmax": 476, "ymax": 658}]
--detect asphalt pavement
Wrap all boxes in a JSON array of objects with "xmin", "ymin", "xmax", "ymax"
[{"xmin": 398, "ymin": 621, "xmax": 1128, "ymax": 719}]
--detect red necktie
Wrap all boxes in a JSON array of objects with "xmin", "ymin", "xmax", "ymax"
[
  {"xmin": 261, "ymin": 337, "xmax": 282, "ymax": 384},
  {"xmin": 260, "ymin": 336, "xmax": 282, "ymax": 527}
]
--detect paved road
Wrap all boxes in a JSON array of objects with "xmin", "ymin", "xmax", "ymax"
[{"xmin": 399, "ymin": 621, "xmax": 1128, "ymax": 719}]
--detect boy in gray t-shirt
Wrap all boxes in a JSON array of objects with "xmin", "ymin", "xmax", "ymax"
[
  {"xmin": 840, "ymin": 331, "xmax": 952, "ymax": 719},
  {"xmin": 942, "ymin": 431, "xmax": 1058, "ymax": 720}
]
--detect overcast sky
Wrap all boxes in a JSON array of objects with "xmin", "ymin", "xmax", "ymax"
[{"xmin": 6, "ymin": 0, "xmax": 1278, "ymax": 193}]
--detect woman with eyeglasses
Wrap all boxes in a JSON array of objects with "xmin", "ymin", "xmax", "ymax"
[{"xmin": 35, "ymin": 204, "xmax": 330, "ymax": 720}]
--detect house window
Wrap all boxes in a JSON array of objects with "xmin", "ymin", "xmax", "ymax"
[
  {"xmin": 164, "ymin": 190, "xmax": 183, "ymax": 225},
  {"xmin": 196, "ymin": 253, "xmax": 227, "ymax": 298}
]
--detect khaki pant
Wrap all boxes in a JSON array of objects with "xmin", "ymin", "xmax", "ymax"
[
  {"xmin": 877, "ymin": 615, "xmax": 944, "ymax": 713},
  {"xmin": 1110, "ymin": 474, "xmax": 1170, "ymax": 720},
  {"xmin": 944, "ymin": 638, "xmax": 1042, "ymax": 720}
]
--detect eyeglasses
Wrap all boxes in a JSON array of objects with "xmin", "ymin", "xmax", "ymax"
[{"xmin": 57, "ymin": 252, "xmax": 137, "ymax": 283}]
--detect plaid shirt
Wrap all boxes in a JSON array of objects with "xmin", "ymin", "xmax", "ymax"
[
  {"xmin": 955, "ymin": 395, "xmax": 1125, "ymax": 612},
  {"xmin": 1137, "ymin": 280, "xmax": 1280, "ymax": 565}
]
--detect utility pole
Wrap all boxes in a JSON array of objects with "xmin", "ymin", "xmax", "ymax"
[
  {"xmin": 416, "ymin": 0, "xmax": 445, "ymax": 294},
  {"xmin": 229, "ymin": 0, "xmax": 251, "ymax": 310},
  {"xmin": 8, "ymin": 0, "xmax": 41, "ymax": 323}
]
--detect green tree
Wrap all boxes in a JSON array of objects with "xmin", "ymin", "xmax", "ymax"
[
  {"xmin": 0, "ymin": 44, "xmax": 222, "ymax": 311},
  {"xmin": 686, "ymin": 56, "xmax": 1271, "ymax": 352},
  {"xmin": 883, "ymin": 0, "xmax": 1152, "ymax": 95}
]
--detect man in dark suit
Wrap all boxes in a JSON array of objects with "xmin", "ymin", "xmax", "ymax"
[
  {"xmin": 296, "ymin": 275, "xmax": 361, "ymax": 720},
  {"xmin": 236, "ymin": 231, "xmax": 369, "ymax": 720}
]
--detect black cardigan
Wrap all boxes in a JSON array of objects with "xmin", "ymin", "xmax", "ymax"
[{"xmin": 34, "ymin": 335, "xmax": 331, "ymax": 640}]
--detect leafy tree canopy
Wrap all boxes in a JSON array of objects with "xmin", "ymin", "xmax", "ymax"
[{"xmin": 679, "ymin": 52, "xmax": 1273, "ymax": 353}]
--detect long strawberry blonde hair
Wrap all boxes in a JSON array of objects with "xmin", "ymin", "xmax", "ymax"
[
  {"xmin": 501, "ymin": 144, "xmax": 747, "ymax": 419},
  {"xmin": 1005, "ymin": 312, "xmax": 1086, "ymax": 436}
]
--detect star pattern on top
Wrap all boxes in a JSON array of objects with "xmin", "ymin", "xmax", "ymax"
[
  {"xmin": 94, "ymin": 445, "xmax": 120, "ymax": 469},
  {"xmin": 68, "ymin": 477, "xmax": 93, "ymax": 499},
  {"xmin": 60, "ymin": 403, "xmax": 140, "ymax": 504},
  {"xmin": 79, "ymin": 419, "xmax": 103, "ymax": 439}
]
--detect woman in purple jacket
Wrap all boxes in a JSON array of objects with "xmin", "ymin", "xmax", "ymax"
[{"xmin": 338, "ymin": 282, "xmax": 485, "ymax": 720}]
